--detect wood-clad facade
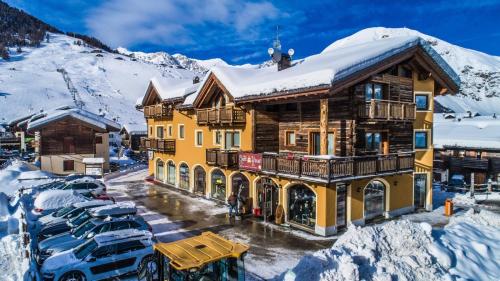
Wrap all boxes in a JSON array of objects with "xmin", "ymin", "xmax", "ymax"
[{"xmin": 142, "ymin": 45, "xmax": 458, "ymax": 236}]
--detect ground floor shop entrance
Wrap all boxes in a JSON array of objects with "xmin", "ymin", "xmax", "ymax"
[
  {"xmin": 255, "ymin": 177, "xmax": 279, "ymax": 222},
  {"xmin": 364, "ymin": 180, "xmax": 386, "ymax": 220},
  {"xmin": 288, "ymin": 184, "xmax": 316, "ymax": 229},
  {"xmin": 231, "ymin": 173, "xmax": 250, "ymax": 214},
  {"xmin": 414, "ymin": 173, "xmax": 427, "ymax": 209},
  {"xmin": 194, "ymin": 166, "xmax": 206, "ymax": 195},
  {"xmin": 211, "ymin": 169, "xmax": 226, "ymax": 201}
]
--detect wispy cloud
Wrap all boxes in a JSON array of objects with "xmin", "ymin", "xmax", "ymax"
[{"xmin": 85, "ymin": 0, "xmax": 284, "ymax": 49}]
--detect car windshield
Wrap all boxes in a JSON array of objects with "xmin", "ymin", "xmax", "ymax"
[
  {"xmin": 54, "ymin": 206, "xmax": 74, "ymax": 217},
  {"xmin": 69, "ymin": 211, "xmax": 91, "ymax": 227},
  {"xmin": 450, "ymin": 179, "xmax": 464, "ymax": 186},
  {"xmin": 74, "ymin": 239, "xmax": 98, "ymax": 260},
  {"xmin": 73, "ymin": 221, "xmax": 97, "ymax": 238}
]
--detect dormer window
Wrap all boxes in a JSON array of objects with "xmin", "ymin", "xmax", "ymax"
[{"xmin": 365, "ymin": 83, "xmax": 383, "ymax": 101}]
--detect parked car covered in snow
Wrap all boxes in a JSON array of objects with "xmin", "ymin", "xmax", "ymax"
[
  {"xmin": 40, "ymin": 229, "xmax": 155, "ymax": 281},
  {"xmin": 32, "ymin": 190, "xmax": 87, "ymax": 218},
  {"xmin": 37, "ymin": 200, "xmax": 114, "ymax": 229},
  {"xmin": 37, "ymin": 201, "xmax": 137, "ymax": 241},
  {"xmin": 52, "ymin": 177, "xmax": 107, "ymax": 196},
  {"xmin": 448, "ymin": 174, "xmax": 466, "ymax": 191},
  {"xmin": 36, "ymin": 215, "xmax": 151, "ymax": 265}
]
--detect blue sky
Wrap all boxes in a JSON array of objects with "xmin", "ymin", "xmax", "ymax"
[{"xmin": 5, "ymin": 0, "xmax": 500, "ymax": 63}]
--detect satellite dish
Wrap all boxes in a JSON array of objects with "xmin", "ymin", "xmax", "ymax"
[
  {"xmin": 288, "ymin": 48, "xmax": 295, "ymax": 57},
  {"xmin": 268, "ymin": 48, "xmax": 274, "ymax": 56}
]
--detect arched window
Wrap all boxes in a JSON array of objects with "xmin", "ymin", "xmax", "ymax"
[
  {"xmin": 155, "ymin": 159, "xmax": 164, "ymax": 181},
  {"xmin": 167, "ymin": 161, "xmax": 176, "ymax": 185},
  {"xmin": 364, "ymin": 180, "xmax": 386, "ymax": 219},
  {"xmin": 211, "ymin": 169, "xmax": 226, "ymax": 201},
  {"xmin": 288, "ymin": 184, "xmax": 316, "ymax": 229},
  {"xmin": 194, "ymin": 166, "xmax": 206, "ymax": 195},
  {"xmin": 231, "ymin": 173, "xmax": 250, "ymax": 214},
  {"xmin": 179, "ymin": 163, "xmax": 189, "ymax": 190}
]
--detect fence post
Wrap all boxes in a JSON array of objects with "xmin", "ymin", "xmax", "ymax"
[{"xmin": 470, "ymin": 173, "xmax": 475, "ymax": 198}]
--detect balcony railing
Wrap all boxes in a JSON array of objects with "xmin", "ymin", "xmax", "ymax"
[
  {"xmin": 206, "ymin": 149, "xmax": 239, "ymax": 168},
  {"xmin": 358, "ymin": 100, "xmax": 415, "ymax": 121},
  {"xmin": 143, "ymin": 104, "xmax": 173, "ymax": 119},
  {"xmin": 197, "ymin": 107, "xmax": 246, "ymax": 125},
  {"xmin": 140, "ymin": 138, "xmax": 175, "ymax": 153},
  {"xmin": 243, "ymin": 152, "xmax": 415, "ymax": 183}
]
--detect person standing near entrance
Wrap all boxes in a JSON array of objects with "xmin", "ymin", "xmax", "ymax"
[{"xmin": 228, "ymin": 192, "xmax": 238, "ymax": 217}]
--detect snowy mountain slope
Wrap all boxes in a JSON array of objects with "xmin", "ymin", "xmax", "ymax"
[
  {"xmin": 0, "ymin": 33, "xmax": 197, "ymax": 125},
  {"xmin": 116, "ymin": 47, "xmax": 229, "ymax": 74},
  {"xmin": 323, "ymin": 27, "xmax": 500, "ymax": 114}
]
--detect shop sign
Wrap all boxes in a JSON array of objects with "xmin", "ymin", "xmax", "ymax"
[
  {"xmin": 239, "ymin": 152, "xmax": 262, "ymax": 171},
  {"xmin": 85, "ymin": 167, "xmax": 102, "ymax": 176}
]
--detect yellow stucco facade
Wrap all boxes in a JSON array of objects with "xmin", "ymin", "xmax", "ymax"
[{"xmin": 144, "ymin": 72, "xmax": 440, "ymax": 236}]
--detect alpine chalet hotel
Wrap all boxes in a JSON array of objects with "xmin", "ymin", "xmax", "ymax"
[{"xmin": 139, "ymin": 36, "xmax": 460, "ymax": 236}]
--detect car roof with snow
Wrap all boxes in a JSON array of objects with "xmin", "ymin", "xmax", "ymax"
[
  {"xmin": 93, "ymin": 229, "xmax": 153, "ymax": 246},
  {"xmin": 67, "ymin": 176, "xmax": 103, "ymax": 185},
  {"xmin": 72, "ymin": 200, "xmax": 113, "ymax": 209},
  {"xmin": 89, "ymin": 214, "xmax": 145, "ymax": 225},
  {"xmin": 34, "ymin": 190, "xmax": 86, "ymax": 209},
  {"xmin": 88, "ymin": 201, "xmax": 137, "ymax": 217}
]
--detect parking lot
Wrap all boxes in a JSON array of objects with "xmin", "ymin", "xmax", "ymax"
[{"xmin": 105, "ymin": 169, "xmax": 336, "ymax": 280}]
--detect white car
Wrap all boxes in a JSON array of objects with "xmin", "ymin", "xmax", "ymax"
[
  {"xmin": 40, "ymin": 229, "xmax": 156, "ymax": 281},
  {"xmin": 32, "ymin": 190, "xmax": 87, "ymax": 218},
  {"xmin": 56, "ymin": 177, "xmax": 107, "ymax": 196}
]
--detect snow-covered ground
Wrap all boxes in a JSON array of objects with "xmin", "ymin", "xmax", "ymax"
[
  {"xmin": 2, "ymin": 162, "xmax": 500, "ymax": 281},
  {"xmin": 283, "ymin": 209, "xmax": 500, "ymax": 281}
]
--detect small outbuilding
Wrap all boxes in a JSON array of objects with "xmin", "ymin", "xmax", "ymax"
[
  {"xmin": 26, "ymin": 106, "xmax": 120, "ymax": 175},
  {"xmin": 120, "ymin": 122, "xmax": 147, "ymax": 152}
]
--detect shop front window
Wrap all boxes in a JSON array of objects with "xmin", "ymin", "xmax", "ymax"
[
  {"xmin": 156, "ymin": 159, "xmax": 164, "ymax": 181},
  {"xmin": 288, "ymin": 185, "xmax": 316, "ymax": 228},
  {"xmin": 211, "ymin": 169, "xmax": 226, "ymax": 201},
  {"xmin": 167, "ymin": 161, "xmax": 176, "ymax": 185},
  {"xmin": 179, "ymin": 163, "xmax": 189, "ymax": 189},
  {"xmin": 364, "ymin": 180, "xmax": 385, "ymax": 219},
  {"xmin": 231, "ymin": 173, "xmax": 250, "ymax": 214},
  {"xmin": 194, "ymin": 166, "xmax": 206, "ymax": 195}
]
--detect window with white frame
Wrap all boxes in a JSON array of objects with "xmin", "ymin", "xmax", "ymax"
[
  {"xmin": 224, "ymin": 131, "xmax": 240, "ymax": 149},
  {"xmin": 415, "ymin": 93, "xmax": 430, "ymax": 111},
  {"xmin": 167, "ymin": 125, "xmax": 173, "ymax": 138},
  {"xmin": 214, "ymin": 130, "xmax": 222, "ymax": 145},
  {"xmin": 178, "ymin": 124, "xmax": 185, "ymax": 139},
  {"xmin": 196, "ymin": 131, "xmax": 203, "ymax": 147},
  {"xmin": 156, "ymin": 126, "xmax": 164, "ymax": 139}
]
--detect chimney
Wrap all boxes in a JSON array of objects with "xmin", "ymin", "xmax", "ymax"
[
  {"xmin": 267, "ymin": 26, "xmax": 294, "ymax": 71},
  {"xmin": 193, "ymin": 76, "xmax": 200, "ymax": 84}
]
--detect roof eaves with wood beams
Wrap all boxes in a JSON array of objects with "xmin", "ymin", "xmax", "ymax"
[{"xmin": 192, "ymin": 72, "xmax": 234, "ymax": 108}]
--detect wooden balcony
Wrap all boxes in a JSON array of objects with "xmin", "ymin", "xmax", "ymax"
[
  {"xmin": 206, "ymin": 149, "xmax": 239, "ymax": 168},
  {"xmin": 243, "ymin": 152, "xmax": 415, "ymax": 183},
  {"xmin": 196, "ymin": 107, "xmax": 245, "ymax": 125},
  {"xmin": 358, "ymin": 100, "xmax": 415, "ymax": 121},
  {"xmin": 143, "ymin": 104, "xmax": 173, "ymax": 119},
  {"xmin": 140, "ymin": 138, "xmax": 175, "ymax": 153}
]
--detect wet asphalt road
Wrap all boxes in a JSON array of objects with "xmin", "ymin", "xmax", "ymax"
[{"xmin": 105, "ymin": 170, "xmax": 335, "ymax": 280}]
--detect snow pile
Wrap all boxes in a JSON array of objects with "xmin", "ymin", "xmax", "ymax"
[
  {"xmin": 284, "ymin": 210, "xmax": 500, "ymax": 281},
  {"xmin": 0, "ymin": 160, "xmax": 32, "ymax": 196},
  {"xmin": 283, "ymin": 220, "xmax": 445, "ymax": 281},
  {"xmin": 432, "ymin": 210, "xmax": 500, "ymax": 280},
  {"xmin": 33, "ymin": 190, "xmax": 86, "ymax": 211},
  {"xmin": 0, "ymin": 234, "xmax": 29, "ymax": 281}
]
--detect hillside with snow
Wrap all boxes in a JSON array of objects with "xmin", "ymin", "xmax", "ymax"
[
  {"xmin": 323, "ymin": 27, "xmax": 500, "ymax": 115},
  {"xmin": 0, "ymin": 33, "xmax": 202, "ymax": 125}
]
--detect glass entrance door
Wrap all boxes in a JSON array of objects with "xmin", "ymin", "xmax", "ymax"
[
  {"xmin": 257, "ymin": 178, "xmax": 278, "ymax": 222},
  {"xmin": 336, "ymin": 184, "xmax": 347, "ymax": 227},
  {"xmin": 311, "ymin": 132, "xmax": 321, "ymax": 155},
  {"xmin": 414, "ymin": 174, "xmax": 427, "ymax": 209}
]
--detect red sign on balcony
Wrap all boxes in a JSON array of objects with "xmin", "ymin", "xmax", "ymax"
[{"xmin": 239, "ymin": 152, "xmax": 262, "ymax": 171}]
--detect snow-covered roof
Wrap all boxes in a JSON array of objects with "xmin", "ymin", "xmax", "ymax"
[
  {"xmin": 26, "ymin": 106, "xmax": 121, "ymax": 132},
  {"xmin": 189, "ymin": 36, "xmax": 460, "ymax": 104},
  {"xmin": 82, "ymin": 157, "xmax": 105, "ymax": 164},
  {"xmin": 434, "ymin": 114, "xmax": 500, "ymax": 150},
  {"xmin": 93, "ymin": 229, "xmax": 153, "ymax": 245},
  {"xmin": 121, "ymin": 122, "xmax": 147, "ymax": 135},
  {"xmin": 150, "ymin": 77, "xmax": 199, "ymax": 100}
]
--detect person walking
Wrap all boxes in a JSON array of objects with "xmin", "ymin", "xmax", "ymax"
[{"xmin": 228, "ymin": 192, "xmax": 238, "ymax": 218}]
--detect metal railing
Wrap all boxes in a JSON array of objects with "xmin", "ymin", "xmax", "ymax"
[
  {"xmin": 358, "ymin": 99, "xmax": 416, "ymax": 120},
  {"xmin": 196, "ymin": 107, "xmax": 245, "ymax": 125},
  {"xmin": 246, "ymin": 152, "xmax": 415, "ymax": 183}
]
